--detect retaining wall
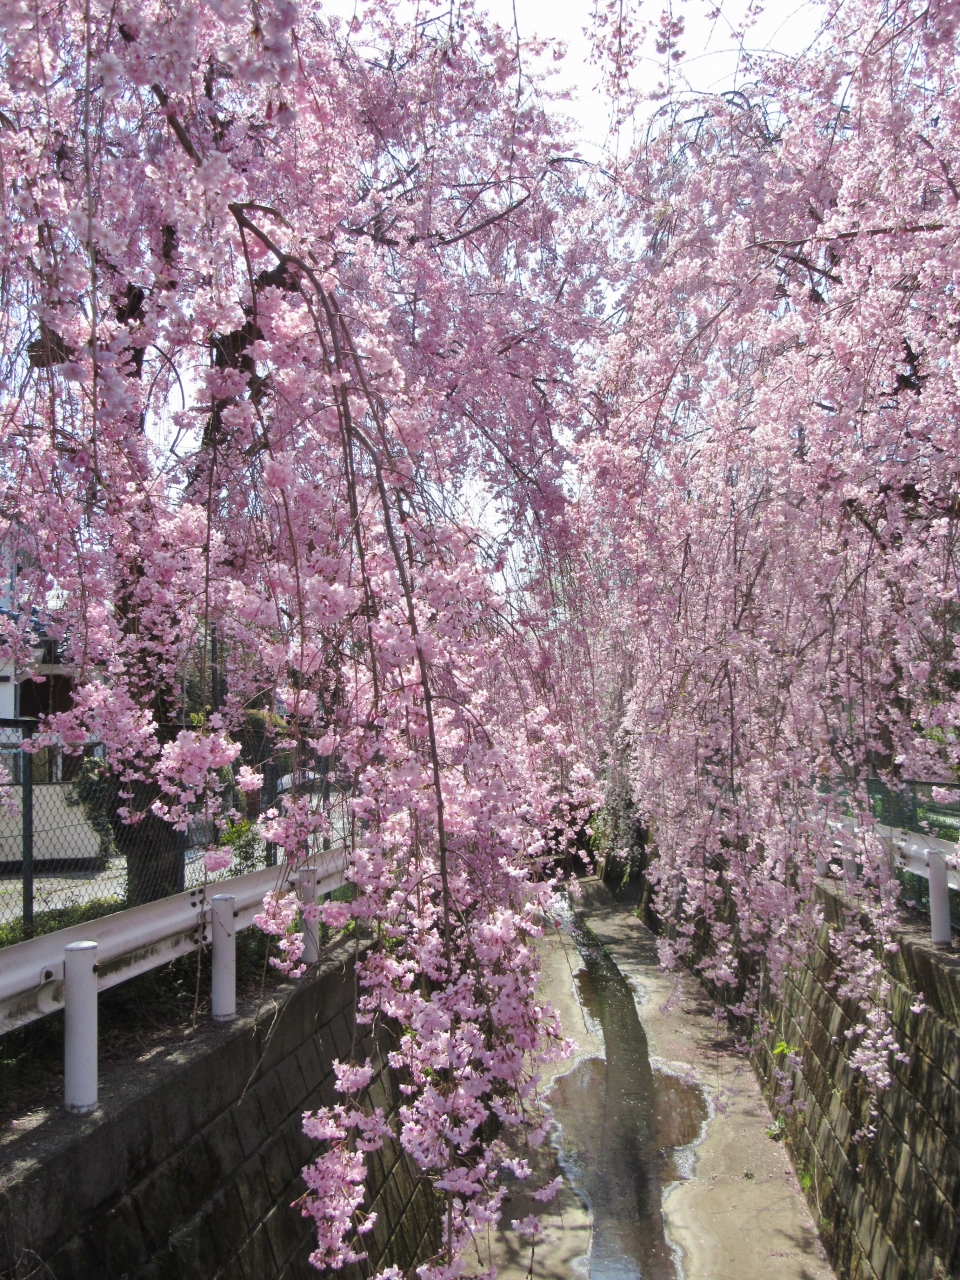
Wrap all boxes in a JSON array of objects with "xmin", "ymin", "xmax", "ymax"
[
  {"xmin": 633, "ymin": 862, "xmax": 960, "ymax": 1279},
  {"xmin": 752, "ymin": 886, "xmax": 960, "ymax": 1280},
  {"xmin": 0, "ymin": 939, "xmax": 440, "ymax": 1280}
]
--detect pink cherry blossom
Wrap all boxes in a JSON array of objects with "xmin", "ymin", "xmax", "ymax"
[
  {"xmin": 332, "ymin": 1061, "xmax": 375, "ymax": 1094},
  {"xmin": 202, "ymin": 848, "xmax": 234, "ymax": 875},
  {"xmin": 5, "ymin": 0, "xmax": 953, "ymax": 1270},
  {"xmin": 319, "ymin": 900, "xmax": 352, "ymax": 931},
  {"xmin": 253, "ymin": 892, "xmax": 306, "ymax": 978}
]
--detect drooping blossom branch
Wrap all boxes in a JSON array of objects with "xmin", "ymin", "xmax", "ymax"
[{"xmin": 0, "ymin": 0, "xmax": 599, "ymax": 1272}]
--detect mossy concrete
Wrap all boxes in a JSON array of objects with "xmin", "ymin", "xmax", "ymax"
[
  {"xmin": 0, "ymin": 939, "xmax": 440, "ymax": 1280},
  {"xmin": 752, "ymin": 883, "xmax": 960, "ymax": 1280}
]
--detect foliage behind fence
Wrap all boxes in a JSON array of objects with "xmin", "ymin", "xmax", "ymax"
[{"xmin": 0, "ymin": 720, "xmax": 335, "ymax": 945}]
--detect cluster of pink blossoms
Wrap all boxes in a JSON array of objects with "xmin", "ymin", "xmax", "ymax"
[
  {"xmin": 566, "ymin": 0, "xmax": 960, "ymax": 1090},
  {"xmin": 300, "ymin": 1069, "xmax": 394, "ymax": 1272},
  {"xmin": 8, "ymin": 0, "xmax": 957, "ymax": 1268},
  {"xmin": 151, "ymin": 730, "xmax": 241, "ymax": 830},
  {"xmin": 253, "ymin": 892, "xmax": 307, "ymax": 979}
]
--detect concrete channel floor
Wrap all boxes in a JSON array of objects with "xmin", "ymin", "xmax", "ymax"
[{"xmin": 483, "ymin": 878, "xmax": 836, "ymax": 1280}]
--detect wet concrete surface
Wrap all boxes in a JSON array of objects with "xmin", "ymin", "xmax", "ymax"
[
  {"xmin": 576, "ymin": 878, "xmax": 836, "ymax": 1280},
  {"xmin": 483, "ymin": 881, "xmax": 836, "ymax": 1280},
  {"xmin": 549, "ymin": 910, "xmax": 707, "ymax": 1280}
]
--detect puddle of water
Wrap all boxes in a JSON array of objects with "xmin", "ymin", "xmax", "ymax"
[{"xmin": 548, "ymin": 914, "xmax": 708, "ymax": 1280}]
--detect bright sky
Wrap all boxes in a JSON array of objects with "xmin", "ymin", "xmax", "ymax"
[
  {"xmin": 323, "ymin": 0, "xmax": 824, "ymax": 152},
  {"xmin": 483, "ymin": 0, "xmax": 821, "ymax": 149}
]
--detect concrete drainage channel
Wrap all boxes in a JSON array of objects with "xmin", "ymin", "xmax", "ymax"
[
  {"xmin": 0, "ymin": 884, "xmax": 835, "ymax": 1280},
  {"xmin": 0, "ymin": 939, "xmax": 439, "ymax": 1280},
  {"xmin": 484, "ymin": 883, "xmax": 835, "ymax": 1280},
  {"xmin": 549, "ymin": 903, "xmax": 709, "ymax": 1280}
]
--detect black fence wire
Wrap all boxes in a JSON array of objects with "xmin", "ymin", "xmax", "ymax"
[
  {"xmin": 0, "ymin": 720, "xmax": 342, "ymax": 947},
  {"xmin": 864, "ymin": 776, "xmax": 960, "ymax": 930}
]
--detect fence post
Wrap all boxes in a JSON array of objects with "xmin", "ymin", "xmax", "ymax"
[
  {"xmin": 21, "ymin": 722, "xmax": 33, "ymax": 938},
  {"xmin": 928, "ymin": 852, "xmax": 952, "ymax": 945},
  {"xmin": 64, "ymin": 941, "xmax": 98, "ymax": 1113},
  {"xmin": 300, "ymin": 867, "xmax": 319, "ymax": 965},
  {"xmin": 211, "ymin": 894, "xmax": 237, "ymax": 1021},
  {"xmin": 263, "ymin": 759, "xmax": 277, "ymax": 866},
  {"xmin": 818, "ymin": 844, "xmax": 838, "ymax": 877},
  {"xmin": 842, "ymin": 855, "xmax": 858, "ymax": 895}
]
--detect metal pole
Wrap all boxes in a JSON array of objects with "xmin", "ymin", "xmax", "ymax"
[
  {"xmin": 210, "ymin": 621, "xmax": 220, "ymax": 713},
  {"xmin": 928, "ymin": 852, "xmax": 952, "ymax": 945},
  {"xmin": 21, "ymin": 723, "xmax": 33, "ymax": 938},
  {"xmin": 819, "ymin": 840, "xmax": 842, "ymax": 877},
  {"xmin": 211, "ymin": 893, "xmax": 237, "ymax": 1021},
  {"xmin": 263, "ymin": 759, "xmax": 277, "ymax": 866},
  {"xmin": 300, "ymin": 867, "xmax": 319, "ymax": 965},
  {"xmin": 64, "ymin": 941, "xmax": 98, "ymax": 1113},
  {"xmin": 842, "ymin": 855, "xmax": 858, "ymax": 895}
]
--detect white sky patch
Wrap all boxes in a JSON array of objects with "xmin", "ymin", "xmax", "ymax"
[{"xmin": 319, "ymin": 0, "xmax": 824, "ymax": 154}]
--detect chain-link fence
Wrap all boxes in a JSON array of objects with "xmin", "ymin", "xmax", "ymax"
[
  {"xmin": 863, "ymin": 775, "xmax": 960, "ymax": 929},
  {"xmin": 0, "ymin": 719, "xmax": 344, "ymax": 947},
  {"xmin": 864, "ymin": 775, "xmax": 960, "ymax": 841}
]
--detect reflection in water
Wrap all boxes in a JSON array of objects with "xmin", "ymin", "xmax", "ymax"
[{"xmin": 548, "ymin": 918, "xmax": 708, "ymax": 1280}]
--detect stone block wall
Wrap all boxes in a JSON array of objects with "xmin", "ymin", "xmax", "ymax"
[
  {"xmin": 633, "ymin": 865, "xmax": 960, "ymax": 1280},
  {"xmin": 752, "ymin": 886, "xmax": 960, "ymax": 1280},
  {"xmin": 0, "ymin": 939, "xmax": 440, "ymax": 1280}
]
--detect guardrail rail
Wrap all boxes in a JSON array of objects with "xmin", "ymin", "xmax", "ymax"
[
  {"xmin": 830, "ymin": 817, "xmax": 959, "ymax": 944},
  {"xmin": 0, "ymin": 843, "xmax": 348, "ymax": 1112}
]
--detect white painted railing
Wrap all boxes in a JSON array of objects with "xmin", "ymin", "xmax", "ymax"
[
  {"xmin": 830, "ymin": 818, "xmax": 959, "ymax": 944},
  {"xmin": 0, "ymin": 843, "xmax": 348, "ymax": 1111}
]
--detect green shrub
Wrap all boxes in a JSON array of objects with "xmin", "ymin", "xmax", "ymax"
[
  {"xmin": 219, "ymin": 817, "xmax": 265, "ymax": 874},
  {"xmin": 0, "ymin": 896, "xmax": 125, "ymax": 948},
  {"xmin": 65, "ymin": 757, "xmax": 116, "ymax": 864}
]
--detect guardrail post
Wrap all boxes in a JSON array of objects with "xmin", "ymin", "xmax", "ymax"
[
  {"xmin": 928, "ymin": 852, "xmax": 952, "ymax": 945},
  {"xmin": 211, "ymin": 894, "xmax": 237, "ymax": 1021},
  {"xmin": 64, "ymin": 941, "xmax": 98, "ymax": 1113},
  {"xmin": 299, "ymin": 867, "xmax": 319, "ymax": 965}
]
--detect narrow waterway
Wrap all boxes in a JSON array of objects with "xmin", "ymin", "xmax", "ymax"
[{"xmin": 549, "ymin": 911, "xmax": 708, "ymax": 1280}]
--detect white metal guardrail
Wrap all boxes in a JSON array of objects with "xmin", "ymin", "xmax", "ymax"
[
  {"xmin": 830, "ymin": 818, "xmax": 959, "ymax": 944},
  {"xmin": 0, "ymin": 843, "xmax": 348, "ymax": 1112}
]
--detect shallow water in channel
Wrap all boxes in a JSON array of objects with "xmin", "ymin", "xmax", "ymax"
[{"xmin": 549, "ymin": 914, "xmax": 708, "ymax": 1280}]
